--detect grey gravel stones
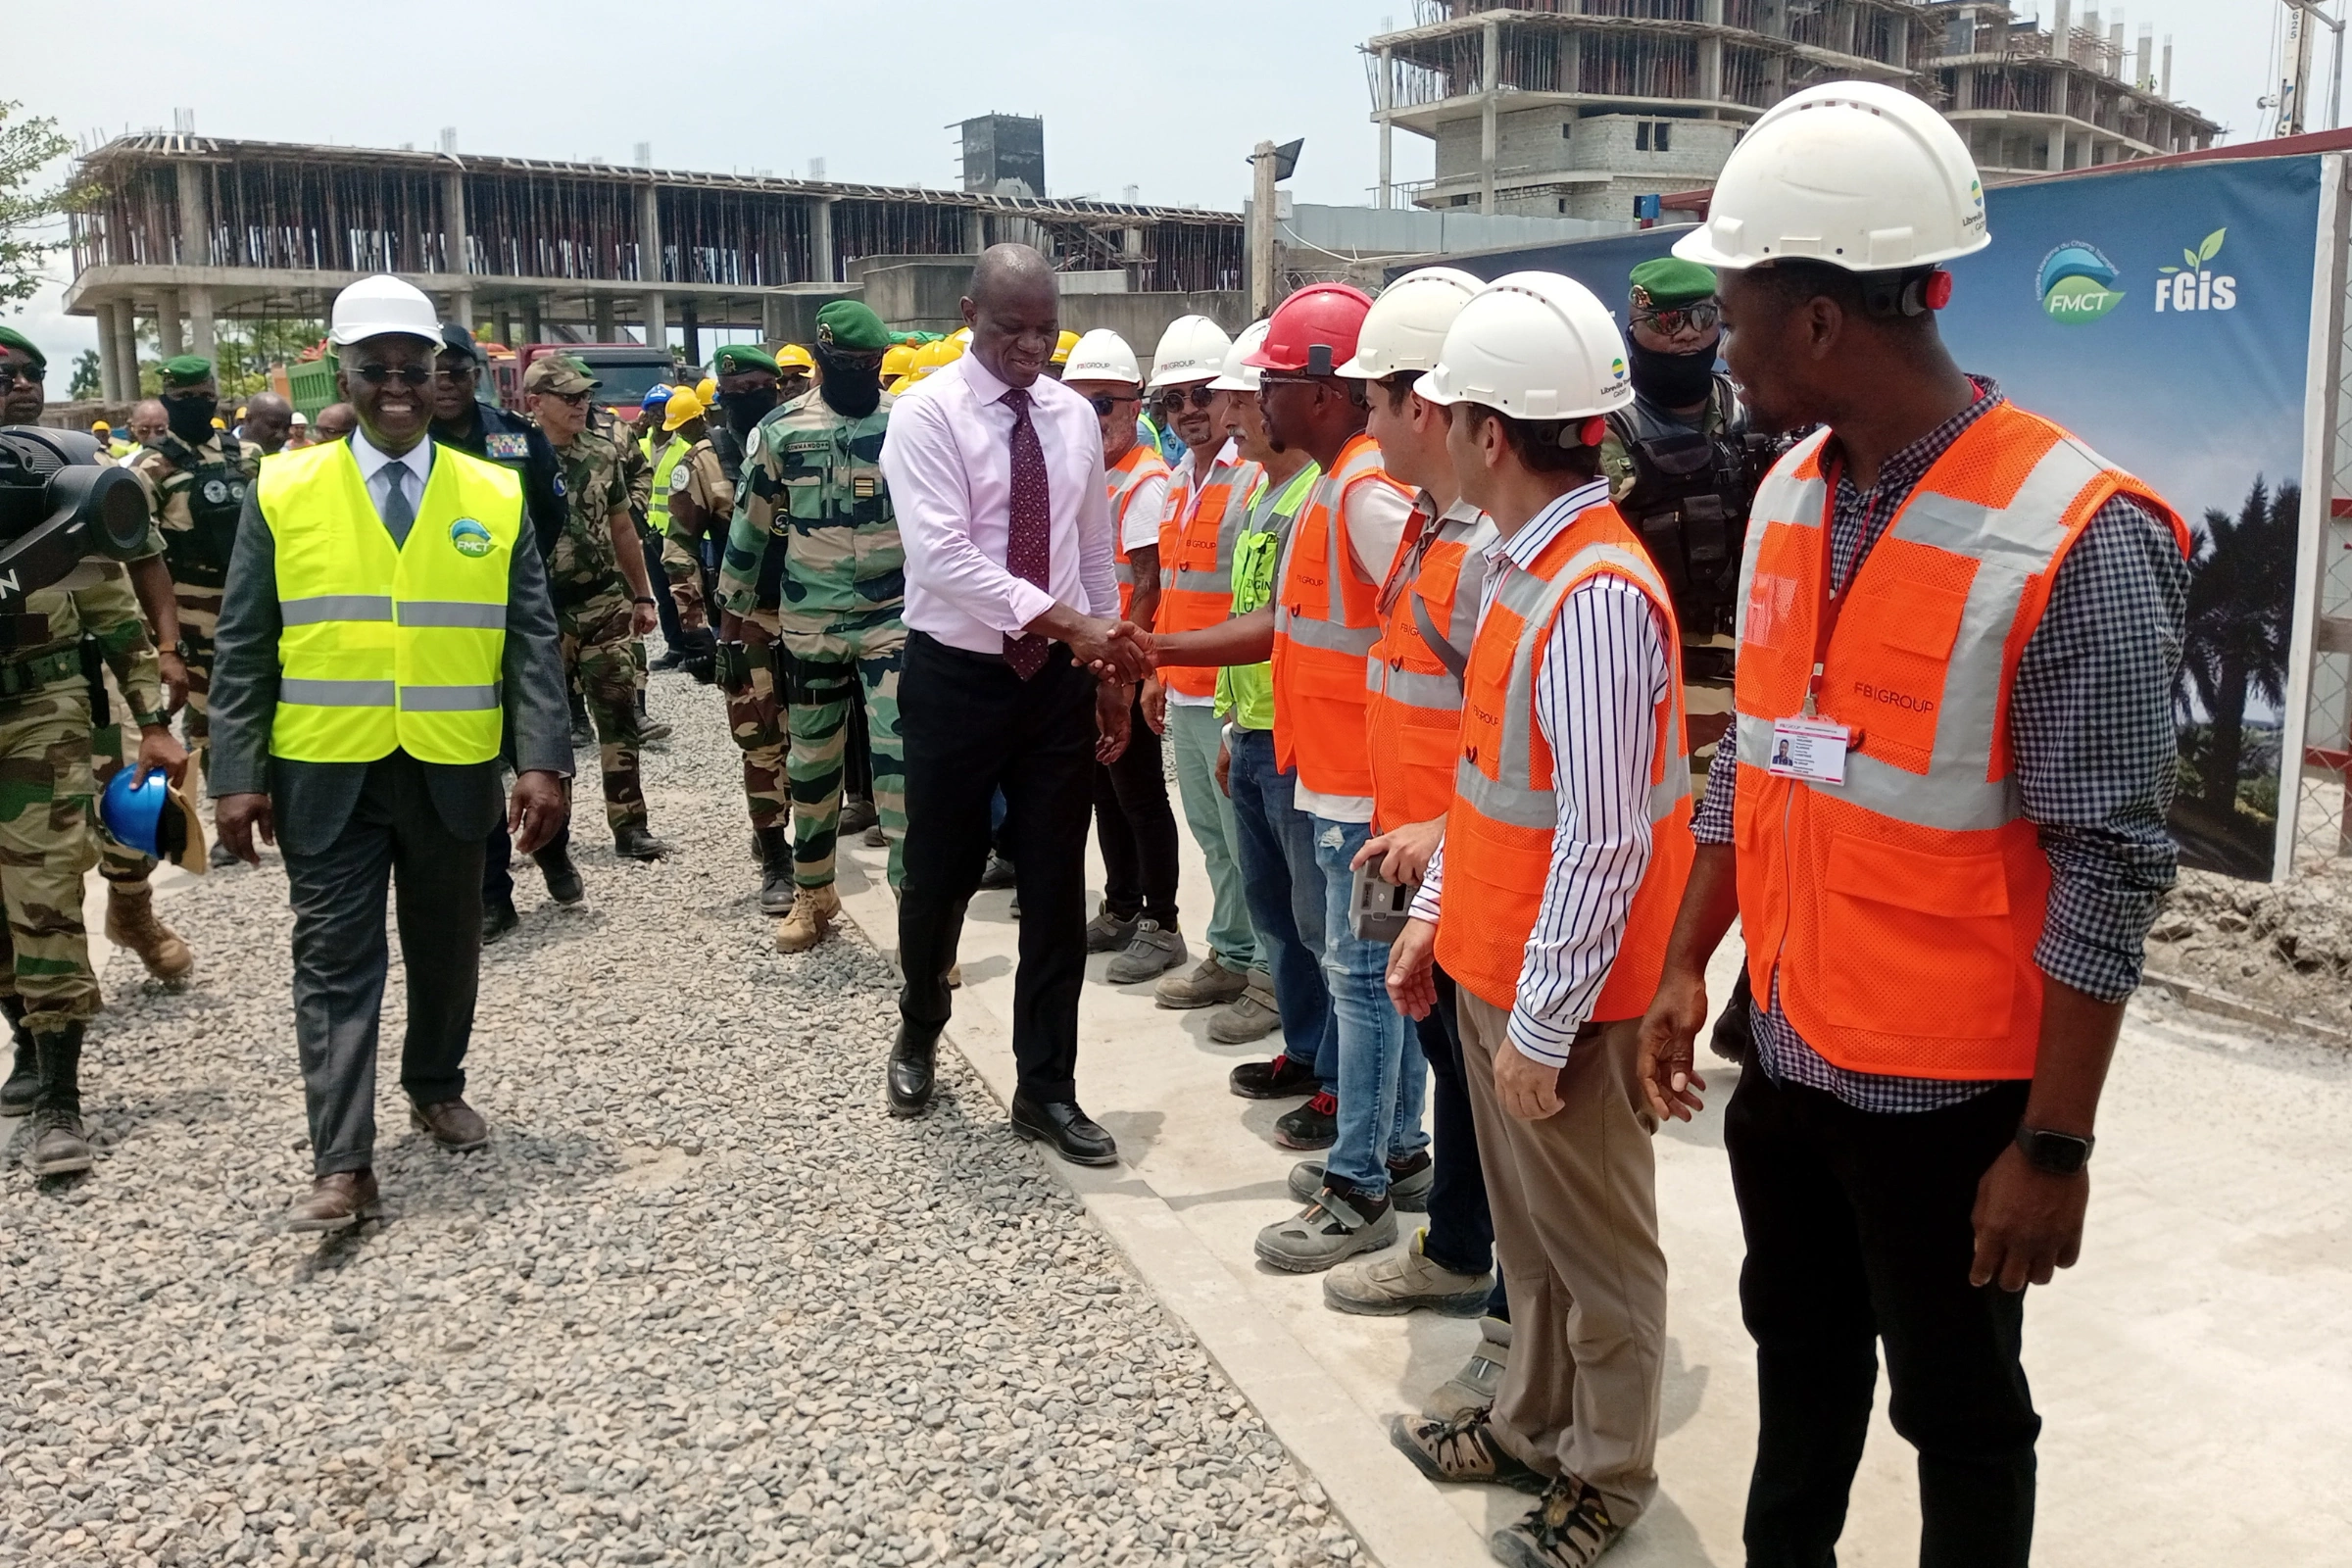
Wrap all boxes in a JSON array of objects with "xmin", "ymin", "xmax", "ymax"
[{"xmin": 0, "ymin": 666, "xmax": 1361, "ymax": 1568}]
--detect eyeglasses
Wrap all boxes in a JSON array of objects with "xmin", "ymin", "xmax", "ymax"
[
  {"xmin": 1153, "ymin": 384, "xmax": 1216, "ymax": 412},
  {"xmin": 350, "ymin": 364, "xmax": 434, "ymax": 387},
  {"xmin": 0, "ymin": 361, "xmax": 46, "ymax": 385},
  {"xmin": 1632, "ymin": 301, "xmax": 1721, "ymax": 336},
  {"xmin": 432, "ymin": 365, "xmax": 479, "ymax": 384},
  {"xmin": 543, "ymin": 389, "xmax": 591, "ymax": 407},
  {"xmin": 1086, "ymin": 393, "xmax": 1140, "ymax": 416}
]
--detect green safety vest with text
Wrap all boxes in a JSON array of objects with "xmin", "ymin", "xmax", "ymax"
[{"xmin": 257, "ymin": 440, "xmax": 521, "ymax": 765}]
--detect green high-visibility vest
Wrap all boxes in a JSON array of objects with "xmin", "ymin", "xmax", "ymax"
[
  {"xmin": 1216, "ymin": 461, "xmax": 1319, "ymax": 733},
  {"xmin": 257, "ymin": 441, "xmax": 521, "ymax": 764},
  {"xmin": 648, "ymin": 434, "xmax": 690, "ymax": 537}
]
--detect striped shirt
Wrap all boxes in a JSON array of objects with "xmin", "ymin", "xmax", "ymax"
[{"xmin": 1410, "ymin": 480, "xmax": 1674, "ymax": 1067}]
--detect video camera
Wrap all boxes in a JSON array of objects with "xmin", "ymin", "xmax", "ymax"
[{"xmin": 0, "ymin": 427, "xmax": 155, "ymax": 649}]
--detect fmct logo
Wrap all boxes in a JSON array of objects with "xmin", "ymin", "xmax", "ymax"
[
  {"xmin": 2036, "ymin": 242, "xmax": 2125, "ymax": 323},
  {"xmin": 2155, "ymin": 227, "xmax": 2236, "ymax": 314}
]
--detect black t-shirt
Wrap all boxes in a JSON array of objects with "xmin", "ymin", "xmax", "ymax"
[{"xmin": 434, "ymin": 400, "xmax": 568, "ymax": 557}]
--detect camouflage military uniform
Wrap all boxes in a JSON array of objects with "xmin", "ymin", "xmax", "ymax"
[
  {"xmin": 594, "ymin": 410, "xmax": 656, "ymax": 694},
  {"xmin": 127, "ymin": 431, "xmax": 261, "ymax": 779},
  {"xmin": 662, "ymin": 439, "xmax": 730, "ymax": 634},
  {"xmin": 546, "ymin": 425, "xmax": 652, "ymax": 830},
  {"xmin": 720, "ymin": 388, "xmax": 906, "ymax": 891}
]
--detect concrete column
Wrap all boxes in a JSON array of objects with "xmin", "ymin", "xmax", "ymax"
[
  {"xmin": 809, "ymin": 198, "xmax": 837, "ymax": 284},
  {"xmin": 641, "ymin": 290, "xmax": 667, "ymax": 351},
  {"xmin": 961, "ymin": 208, "xmax": 986, "ymax": 255},
  {"xmin": 1481, "ymin": 18, "xmax": 1500, "ymax": 216},
  {"xmin": 1697, "ymin": 0, "xmax": 1721, "ymax": 112},
  {"xmin": 95, "ymin": 304, "xmax": 125, "ymax": 403},
  {"xmin": 593, "ymin": 293, "xmax": 615, "ymax": 341},
  {"xmin": 1377, "ymin": 45, "xmax": 1394, "ymax": 209},
  {"xmin": 113, "ymin": 305, "xmax": 141, "ymax": 398},
  {"xmin": 1886, "ymin": 11, "xmax": 1909, "ymax": 67},
  {"xmin": 1250, "ymin": 141, "xmax": 1278, "ymax": 318},
  {"xmin": 2045, "ymin": 122, "xmax": 2069, "ymax": 172},
  {"xmin": 174, "ymin": 158, "xmax": 211, "ymax": 268},
  {"xmin": 522, "ymin": 296, "xmax": 544, "ymax": 344},
  {"xmin": 157, "ymin": 289, "xmax": 185, "ymax": 359},
  {"xmin": 494, "ymin": 308, "xmax": 514, "ymax": 348},
  {"xmin": 638, "ymin": 181, "xmax": 663, "ymax": 292},
  {"xmin": 679, "ymin": 300, "xmax": 700, "ymax": 367},
  {"xmin": 762, "ymin": 294, "xmax": 793, "ymax": 345},
  {"xmin": 187, "ymin": 284, "xmax": 216, "ymax": 365}
]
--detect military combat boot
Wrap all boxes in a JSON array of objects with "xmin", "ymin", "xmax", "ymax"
[
  {"xmin": 754, "ymin": 824, "xmax": 796, "ymax": 916},
  {"xmin": 24, "ymin": 1023, "xmax": 94, "ymax": 1177},
  {"xmin": 613, "ymin": 821, "xmax": 670, "ymax": 861},
  {"xmin": 1, "ymin": 996, "xmax": 36, "ymax": 1118},
  {"xmin": 104, "ymin": 879, "xmax": 194, "ymax": 982},
  {"xmin": 773, "ymin": 884, "xmax": 840, "ymax": 955}
]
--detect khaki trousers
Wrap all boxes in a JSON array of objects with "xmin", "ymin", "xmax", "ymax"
[{"xmin": 1458, "ymin": 995, "xmax": 1668, "ymax": 1528}]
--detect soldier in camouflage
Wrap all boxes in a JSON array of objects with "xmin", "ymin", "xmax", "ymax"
[
  {"xmin": 717, "ymin": 305, "xmax": 905, "ymax": 953},
  {"xmin": 0, "ymin": 325, "xmax": 189, "ymax": 1176},
  {"xmin": 651, "ymin": 384, "xmax": 723, "ymax": 678},
  {"xmin": 526, "ymin": 355, "xmax": 671, "ymax": 862},
  {"xmin": 588, "ymin": 398, "xmax": 670, "ymax": 745}
]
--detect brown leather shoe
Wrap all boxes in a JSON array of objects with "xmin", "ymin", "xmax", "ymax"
[
  {"xmin": 410, "ymin": 1096, "xmax": 490, "ymax": 1151},
  {"xmin": 286, "ymin": 1169, "xmax": 380, "ymax": 1233}
]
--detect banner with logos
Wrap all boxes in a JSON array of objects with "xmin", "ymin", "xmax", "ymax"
[{"xmin": 1439, "ymin": 152, "xmax": 2338, "ymax": 880}]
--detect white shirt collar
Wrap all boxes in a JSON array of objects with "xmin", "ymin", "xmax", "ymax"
[
  {"xmin": 1487, "ymin": 479, "xmax": 1612, "ymax": 571},
  {"xmin": 348, "ymin": 424, "xmax": 433, "ymax": 490}
]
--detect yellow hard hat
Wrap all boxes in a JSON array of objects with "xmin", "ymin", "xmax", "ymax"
[
  {"xmin": 696, "ymin": 376, "xmax": 718, "ymax": 403},
  {"xmin": 90, "ymin": 419, "xmax": 111, "ymax": 433},
  {"xmin": 887, "ymin": 374, "xmax": 914, "ymax": 394},
  {"xmin": 774, "ymin": 343, "xmax": 814, "ymax": 373},
  {"xmin": 950, "ymin": 325, "xmax": 972, "ymax": 348},
  {"xmin": 1053, "ymin": 330, "xmax": 1080, "ymax": 366},
  {"xmin": 662, "ymin": 386, "xmax": 705, "ymax": 431},
  {"xmin": 881, "ymin": 343, "xmax": 916, "ymax": 379},
  {"xmin": 211, "ymin": 416, "xmax": 226, "ymax": 429},
  {"xmin": 235, "ymin": 405, "xmax": 248, "ymax": 419}
]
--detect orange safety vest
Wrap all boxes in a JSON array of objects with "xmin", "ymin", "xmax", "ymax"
[
  {"xmin": 1437, "ymin": 495, "xmax": 1692, "ymax": 1019},
  {"xmin": 1155, "ymin": 445, "xmax": 1261, "ymax": 697},
  {"xmin": 1367, "ymin": 497, "xmax": 1495, "ymax": 831},
  {"xmin": 1731, "ymin": 404, "xmax": 2187, "ymax": 1080},
  {"xmin": 1107, "ymin": 443, "xmax": 1172, "ymax": 619},
  {"xmin": 1272, "ymin": 432, "xmax": 1413, "ymax": 799}
]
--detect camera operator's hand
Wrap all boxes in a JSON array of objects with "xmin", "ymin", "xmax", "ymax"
[{"xmin": 130, "ymin": 723, "xmax": 188, "ymax": 788}]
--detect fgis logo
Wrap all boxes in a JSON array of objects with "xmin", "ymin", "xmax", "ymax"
[
  {"xmin": 2155, "ymin": 227, "xmax": 2236, "ymax": 314},
  {"xmin": 2036, "ymin": 242, "xmax": 2125, "ymax": 323}
]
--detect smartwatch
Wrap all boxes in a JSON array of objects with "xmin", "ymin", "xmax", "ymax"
[{"xmin": 2014, "ymin": 1126, "xmax": 2094, "ymax": 1175}]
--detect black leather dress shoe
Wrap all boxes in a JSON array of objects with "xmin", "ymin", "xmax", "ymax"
[
  {"xmin": 888, "ymin": 1022, "xmax": 941, "ymax": 1117},
  {"xmin": 1009, "ymin": 1094, "xmax": 1118, "ymax": 1166},
  {"xmin": 480, "ymin": 898, "xmax": 519, "ymax": 944},
  {"xmin": 535, "ymin": 846, "xmax": 585, "ymax": 906}
]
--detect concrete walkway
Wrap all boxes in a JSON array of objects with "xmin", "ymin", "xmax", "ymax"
[{"xmin": 831, "ymin": 806, "xmax": 2352, "ymax": 1568}]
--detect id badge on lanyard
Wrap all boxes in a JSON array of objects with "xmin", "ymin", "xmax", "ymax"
[{"xmin": 1771, "ymin": 466, "xmax": 1868, "ymax": 787}]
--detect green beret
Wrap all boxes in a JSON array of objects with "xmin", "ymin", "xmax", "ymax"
[
  {"xmin": 1629, "ymin": 257, "xmax": 1718, "ymax": 312},
  {"xmin": 711, "ymin": 344, "xmax": 779, "ymax": 375},
  {"xmin": 815, "ymin": 301, "xmax": 891, "ymax": 353},
  {"xmin": 0, "ymin": 324, "xmax": 43, "ymax": 368},
  {"xmin": 159, "ymin": 355, "xmax": 216, "ymax": 387}
]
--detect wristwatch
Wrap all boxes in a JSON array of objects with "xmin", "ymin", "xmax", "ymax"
[
  {"xmin": 170, "ymin": 638, "xmax": 193, "ymax": 660},
  {"xmin": 2014, "ymin": 1126, "xmax": 2095, "ymax": 1175},
  {"xmin": 131, "ymin": 709, "xmax": 168, "ymax": 729}
]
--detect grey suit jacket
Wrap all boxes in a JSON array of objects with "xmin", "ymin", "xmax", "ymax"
[{"xmin": 208, "ymin": 439, "xmax": 574, "ymax": 858}]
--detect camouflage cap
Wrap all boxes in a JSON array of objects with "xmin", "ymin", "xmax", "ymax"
[
  {"xmin": 814, "ymin": 301, "xmax": 891, "ymax": 353},
  {"xmin": 159, "ymin": 354, "xmax": 215, "ymax": 387},
  {"xmin": 524, "ymin": 354, "xmax": 599, "ymax": 395},
  {"xmin": 711, "ymin": 344, "xmax": 779, "ymax": 376},
  {"xmin": 1628, "ymin": 257, "xmax": 1719, "ymax": 312},
  {"xmin": 0, "ymin": 324, "xmax": 43, "ymax": 368}
]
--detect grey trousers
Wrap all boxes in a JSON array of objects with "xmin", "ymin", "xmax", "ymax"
[{"xmin": 281, "ymin": 752, "xmax": 486, "ymax": 1176}]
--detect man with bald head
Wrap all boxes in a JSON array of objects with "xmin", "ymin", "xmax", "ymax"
[
  {"xmin": 122, "ymin": 399, "xmax": 169, "ymax": 460},
  {"xmin": 880, "ymin": 243, "xmax": 1150, "ymax": 1162},
  {"xmin": 242, "ymin": 392, "xmax": 296, "ymax": 456},
  {"xmin": 313, "ymin": 403, "xmax": 359, "ymax": 444}
]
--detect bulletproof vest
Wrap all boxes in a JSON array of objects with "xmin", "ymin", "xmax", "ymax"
[
  {"xmin": 709, "ymin": 424, "xmax": 747, "ymax": 488},
  {"xmin": 750, "ymin": 401, "xmax": 808, "ymax": 611},
  {"xmin": 158, "ymin": 433, "xmax": 253, "ymax": 581},
  {"xmin": 1608, "ymin": 382, "xmax": 1777, "ymax": 660}
]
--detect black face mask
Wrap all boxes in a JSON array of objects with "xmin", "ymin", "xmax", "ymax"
[
  {"xmin": 164, "ymin": 395, "xmax": 220, "ymax": 446},
  {"xmin": 815, "ymin": 345, "xmax": 882, "ymax": 419},
  {"xmin": 1627, "ymin": 338, "xmax": 1720, "ymax": 410},
  {"xmin": 718, "ymin": 387, "xmax": 778, "ymax": 434}
]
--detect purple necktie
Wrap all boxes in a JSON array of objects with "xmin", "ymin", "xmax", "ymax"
[{"xmin": 1001, "ymin": 387, "xmax": 1052, "ymax": 678}]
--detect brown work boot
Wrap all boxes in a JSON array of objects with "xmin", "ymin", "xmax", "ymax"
[
  {"xmin": 773, "ymin": 883, "xmax": 840, "ymax": 954},
  {"xmin": 286, "ymin": 1169, "xmax": 381, "ymax": 1233},
  {"xmin": 409, "ymin": 1097, "xmax": 490, "ymax": 1152},
  {"xmin": 104, "ymin": 880, "xmax": 194, "ymax": 982}
]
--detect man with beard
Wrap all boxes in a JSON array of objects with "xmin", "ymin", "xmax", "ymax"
[
  {"xmin": 242, "ymin": 392, "xmax": 297, "ymax": 457},
  {"xmin": 717, "ymin": 303, "xmax": 905, "ymax": 949}
]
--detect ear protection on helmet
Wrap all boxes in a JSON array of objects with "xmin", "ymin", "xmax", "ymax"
[{"xmin": 1863, "ymin": 267, "xmax": 1954, "ymax": 318}]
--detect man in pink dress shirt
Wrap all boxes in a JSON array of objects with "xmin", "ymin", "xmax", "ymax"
[{"xmin": 879, "ymin": 245, "xmax": 1150, "ymax": 1163}]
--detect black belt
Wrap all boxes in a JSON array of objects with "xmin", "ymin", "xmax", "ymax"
[
  {"xmin": 908, "ymin": 628, "xmax": 1071, "ymax": 669},
  {"xmin": 0, "ymin": 647, "xmax": 88, "ymax": 703}
]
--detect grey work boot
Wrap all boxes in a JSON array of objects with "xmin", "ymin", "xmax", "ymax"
[
  {"xmin": 1253, "ymin": 1178, "xmax": 1395, "ymax": 1274},
  {"xmin": 1287, "ymin": 1150, "xmax": 1434, "ymax": 1211},
  {"xmin": 1153, "ymin": 954, "xmax": 1250, "ymax": 1010},
  {"xmin": 1325, "ymin": 1228, "xmax": 1494, "ymax": 1317},
  {"xmin": 1424, "ymin": 1315, "xmax": 1514, "ymax": 1422},
  {"xmin": 1207, "ymin": 976, "xmax": 1280, "ymax": 1045},
  {"xmin": 1, "ymin": 996, "xmax": 35, "ymax": 1118},
  {"xmin": 1104, "ymin": 920, "xmax": 1188, "ymax": 985},
  {"xmin": 24, "ymin": 1024, "xmax": 93, "ymax": 1178},
  {"xmin": 1084, "ymin": 905, "xmax": 1140, "ymax": 954}
]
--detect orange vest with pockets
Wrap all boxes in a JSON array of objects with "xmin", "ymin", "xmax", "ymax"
[
  {"xmin": 1272, "ymin": 432, "xmax": 1413, "ymax": 799},
  {"xmin": 1437, "ymin": 496, "xmax": 1692, "ymax": 1019},
  {"xmin": 1367, "ymin": 499, "xmax": 1495, "ymax": 830},
  {"xmin": 1107, "ymin": 443, "xmax": 1172, "ymax": 619},
  {"xmin": 1155, "ymin": 448, "xmax": 1260, "ymax": 697},
  {"xmin": 1731, "ymin": 404, "xmax": 2188, "ymax": 1080}
]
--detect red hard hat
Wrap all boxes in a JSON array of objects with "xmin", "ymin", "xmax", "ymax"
[{"xmin": 1245, "ymin": 283, "xmax": 1375, "ymax": 376}]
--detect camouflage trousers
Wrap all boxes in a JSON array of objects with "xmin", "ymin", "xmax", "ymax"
[
  {"xmin": 725, "ymin": 609, "xmax": 791, "ymax": 834},
  {"xmin": 660, "ymin": 533, "xmax": 710, "ymax": 633},
  {"xmin": 90, "ymin": 719, "xmax": 157, "ymax": 885},
  {"xmin": 784, "ymin": 620, "xmax": 906, "ymax": 893},
  {"xmin": 0, "ymin": 688, "xmax": 103, "ymax": 1033},
  {"xmin": 174, "ymin": 579, "xmax": 220, "ymax": 779},
  {"xmin": 558, "ymin": 591, "xmax": 648, "ymax": 830}
]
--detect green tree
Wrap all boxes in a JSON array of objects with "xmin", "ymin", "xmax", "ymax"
[
  {"xmin": 68, "ymin": 347, "xmax": 99, "ymax": 400},
  {"xmin": 212, "ymin": 318, "xmax": 328, "ymax": 400},
  {"xmin": 0, "ymin": 100, "xmax": 78, "ymax": 308},
  {"xmin": 2177, "ymin": 477, "xmax": 2297, "ymax": 815}
]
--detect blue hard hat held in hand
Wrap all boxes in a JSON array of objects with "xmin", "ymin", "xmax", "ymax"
[{"xmin": 100, "ymin": 765, "xmax": 210, "ymax": 875}]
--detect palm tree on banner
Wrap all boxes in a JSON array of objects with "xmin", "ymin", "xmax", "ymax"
[{"xmin": 2177, "ymin": 477, "xmax": 2297, "ymax": 815}]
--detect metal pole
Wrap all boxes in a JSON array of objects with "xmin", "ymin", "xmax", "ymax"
[{"xmin": 1377, "ymin": 46, "xmax": 1394, "ymax": 211}]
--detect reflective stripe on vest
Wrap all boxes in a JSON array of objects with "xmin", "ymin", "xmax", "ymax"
[
  {"xmin": 648, "ymin": 435, "xmax": 689, "ymax": 537},
  {"xmin": 1271, "ymin": 432, "xmax": 1412, "ymax": 798},
  {"xmin": 1107, "ymin": 443, "xmax": 1172, "ymax": 619},
  {"xmin": 258, "ymin": 440, "xmax": 522, "ymax": 765},
  {"xmin": 1157, "ymin": 449, "xmax": 1261, "ymax": 697},
  {"xmin": 1436, "ymin": 500, "xmax": 1692, "ymax": 1019},
  {"xmin": 1366, "ymin": 499, "xmax": 1496, "ymax": 829},
  {"xmin": 1729, "ymin": 405, "xmax": 2188, "ymax": 1080}
]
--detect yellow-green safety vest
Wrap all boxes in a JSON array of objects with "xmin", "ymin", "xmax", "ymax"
[
  {"xmin": 648, "ymin": 434, "xmax": 690, "ymax": 537},
  {"xmin": 257, "ymin": 440, "xmax": 521, "ymax": 765}
]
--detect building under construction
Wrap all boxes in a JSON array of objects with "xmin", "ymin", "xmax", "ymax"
[
  {"xmin": 64, "ymin": 133, "xmax": 1246, "ymax": 404},
  {"xmin": 1363, "ymin": 0, "xmax": 2218, "ymax": 221}
]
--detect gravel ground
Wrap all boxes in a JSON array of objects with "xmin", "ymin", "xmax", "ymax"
[
  {"xmin": 0, "ymin": 665, "xmax": 1364, "ymax": 1568},
  {"xmin": 2148, "ymin": 862, "xmax": 2352, "ymax": 1029}
]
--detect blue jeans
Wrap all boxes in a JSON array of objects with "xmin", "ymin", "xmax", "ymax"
[
  {"xmin": 1312, "ymin": 813, "xmax": 1429, "ymax": 1196},
  {"xmin": 1224, "ymin": 727, "xmax": 1334, "ymax": 1088}
]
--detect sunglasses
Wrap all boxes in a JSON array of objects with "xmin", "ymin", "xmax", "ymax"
[
  {"xmin": 351, "ymin": 364, "xmax": 434, "ymax": 387},
  {"xmin": 542, "ymin": 389, "xmax": 591, "ymax": 406},
  {"xmin": 1, "ymin": 361, "xmax": 47, "ymax": 385},
  {"xmin": 1086, "ymin": 393, "xmax": 1140, "ymax": 416},
  {"xmin": 1153, "ymin": 384, "xmax": 1217, "ymax": 412},
  {"xmin": 1633, "ymin": 301, "xmax": 1722, "ymax": 336}
]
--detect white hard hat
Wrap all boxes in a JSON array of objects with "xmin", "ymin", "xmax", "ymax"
[
  {"xmin": 1417, "ymin": 270, "xmax": 1634, "ymax": 422},
  {"xmin": 329, "ymin": 273, "xmax": 440, "ymax": 346},
  {"xmin": 1147, "ymin": 314, "xmax": 1234, "ymax": 389},
  {"xmin": 1339, "ymin": 267, "xmax": 1485, "ymax": 379},
  {"xmin": 290, "ymin": 412, "xmax": 309, "ymax": 425},
  {"xmin": 1208, "ymin": 320, "xmax": 1271, "ymax": 392},
  {"xmin": 1674, "ymin": 80, "xmax": 1989, "ymax": 273},
  {"xmin": 1061, "ymin": 328, "xmax": 1142, "ymax": 385}
]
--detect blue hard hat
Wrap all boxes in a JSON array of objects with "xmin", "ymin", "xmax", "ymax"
[
  {"xmin": 100, "ymin": 766, "xmax": 207, "ymax": 873},
  {"xmin": 641, "ymin": 384, "xmax": 674, "ymax": 411}
]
